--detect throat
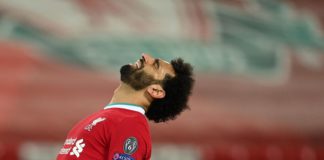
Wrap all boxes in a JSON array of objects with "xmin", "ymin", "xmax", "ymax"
[{"xmin": 109, "ymin": 84, "xmax": 149, "ymax": 112}]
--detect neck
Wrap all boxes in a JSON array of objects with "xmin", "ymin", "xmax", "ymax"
[{"xmin": 109, "ymin": 83, "xmax": 151, "ymax": 112}]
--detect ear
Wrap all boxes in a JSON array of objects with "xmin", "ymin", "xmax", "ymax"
[{"xmin": 146, "ymin": 84, "xmax": 165, "ymax": 99}]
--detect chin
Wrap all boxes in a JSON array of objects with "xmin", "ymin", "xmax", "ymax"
[{"xmin": 120, "ymin": 64, "xmax": 132, "ymax": 74}]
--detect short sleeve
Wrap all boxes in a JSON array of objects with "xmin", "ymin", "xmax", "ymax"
[{"xmin": 107, "ymin": 118, "xmax": 151, "ymax": 160}]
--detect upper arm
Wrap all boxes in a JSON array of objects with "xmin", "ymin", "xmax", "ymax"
[{"xmin": 106, "ymin": 118, "xmax": 150, "ymax": 160}]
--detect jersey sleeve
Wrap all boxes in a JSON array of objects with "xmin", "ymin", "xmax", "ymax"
[{"xmin": 107, "ymin": 118, "xmax": 151, "ymax": 160}]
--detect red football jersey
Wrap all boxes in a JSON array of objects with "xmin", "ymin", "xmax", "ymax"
[{"xmin": 57, "ymin": 103, "xmax": 152, "ymax": 160}]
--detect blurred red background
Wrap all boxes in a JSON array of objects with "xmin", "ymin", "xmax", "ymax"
[{"xmin": 0, "ymin": 0, "xmax": 324, "ymax": 160}]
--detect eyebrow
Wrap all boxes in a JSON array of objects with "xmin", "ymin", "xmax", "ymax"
[{"xmin": 154, "ymin": 59, "xmax": 160, "ymax": 69}]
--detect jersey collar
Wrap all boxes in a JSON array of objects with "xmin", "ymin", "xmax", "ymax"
[{"xmin": 104, "ymin": 103, "xmax": 145, "ymax": 115}]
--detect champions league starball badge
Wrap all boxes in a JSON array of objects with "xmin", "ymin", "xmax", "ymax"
[
  {"xmin": 123, "ymin": 137, "xmax": 138, "ymax": 155},
  {"xmin": 112, "ymin": 137, "xmax": 138, "ymax": 160}
]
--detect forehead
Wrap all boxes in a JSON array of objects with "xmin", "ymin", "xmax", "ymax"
[{"xmin": 159, "ymin": 59, "xmax": 175, "ymax": 77}]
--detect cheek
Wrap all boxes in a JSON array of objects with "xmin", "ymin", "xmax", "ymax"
[
  {"xmin": 143, "ymin": 68, "xmax": 159, "ymax": 78},
  {"xmin": 157, "ymin": 70, "xmax": 166, "ymax": 80},
  {"xmin": 152, "ymin": 70, "xmax": 165, "ymax": 80}
]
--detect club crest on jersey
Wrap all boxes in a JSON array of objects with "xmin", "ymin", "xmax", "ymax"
[
  {"xmin": 84, "ymin": 117, "xmax": 106, "ymax": 131},
  {"xmin": 123, "ymin": 137, "xmax": 138, "ymax": 155},
  {"xmin": 113, "ymin": 153, "xmax": 135, "ymax": 160}
]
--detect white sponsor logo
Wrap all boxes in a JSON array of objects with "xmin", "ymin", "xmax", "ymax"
[
  {"xmin": 58, "ymin": 138, "xmax": 77, "ymax": 155},
  {"xmin": 59, "ymin": 147, "xmax": 71, "ymax": 154},
  {"xmin": 64, "ymin": 138, "xmax": 77, "ymax": 145},
  {"xmin": 84, "ymin": 117, "xmax": 106, "ymax": 131},
  {"xmin": 70, "ymin": 139, "xmax": 85, "ymax": 158}
]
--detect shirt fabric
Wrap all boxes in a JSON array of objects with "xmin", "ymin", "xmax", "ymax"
[{"xmin": 57, "ymin": 103, "xmax": 151, "ymax": 160}]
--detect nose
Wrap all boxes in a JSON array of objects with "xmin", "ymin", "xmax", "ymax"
[{"xmin": 142, "ymin": 53, "xmax": 155, "ymax": 65}]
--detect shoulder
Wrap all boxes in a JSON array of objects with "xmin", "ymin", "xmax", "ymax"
[
  {"xmin": 99, "ymin": 108, "xmax": 148, "ymax": 128},
  {"xmin": 118, "ymin": 110, "xmax": 148, "ymax": 129}
]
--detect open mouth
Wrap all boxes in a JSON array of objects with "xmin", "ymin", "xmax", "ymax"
[
  {"xmin": 135, "ymin": 60, "xmax": 140, "ymax": 68},
  {"xmin": 135, "ymin": 58, "xmax": 144, "ymax": 69}
]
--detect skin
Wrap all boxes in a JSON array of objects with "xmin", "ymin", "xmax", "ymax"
[{"xmin": 109, "ymin": 53, "xmax": 175, "ymax": 112}]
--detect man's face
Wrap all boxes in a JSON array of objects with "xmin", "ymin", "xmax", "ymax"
[{"xmin": 120, "ymin": 54, "xmax": 175, "ymax": 90}]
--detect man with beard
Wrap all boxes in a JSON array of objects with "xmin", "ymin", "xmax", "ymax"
[{"xmin": 57, "ymin": 54, "xmax": 194, "ymax": 160}]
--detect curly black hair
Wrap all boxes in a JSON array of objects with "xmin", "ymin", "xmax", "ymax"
[{"xmin": 145, "ymin": 58, "xmax": 195, "ymax": 123}]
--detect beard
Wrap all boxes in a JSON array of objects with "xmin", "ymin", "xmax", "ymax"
[{"xmin": 120, "ymin": 64, "xmax": 157, "ymax": 90}]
